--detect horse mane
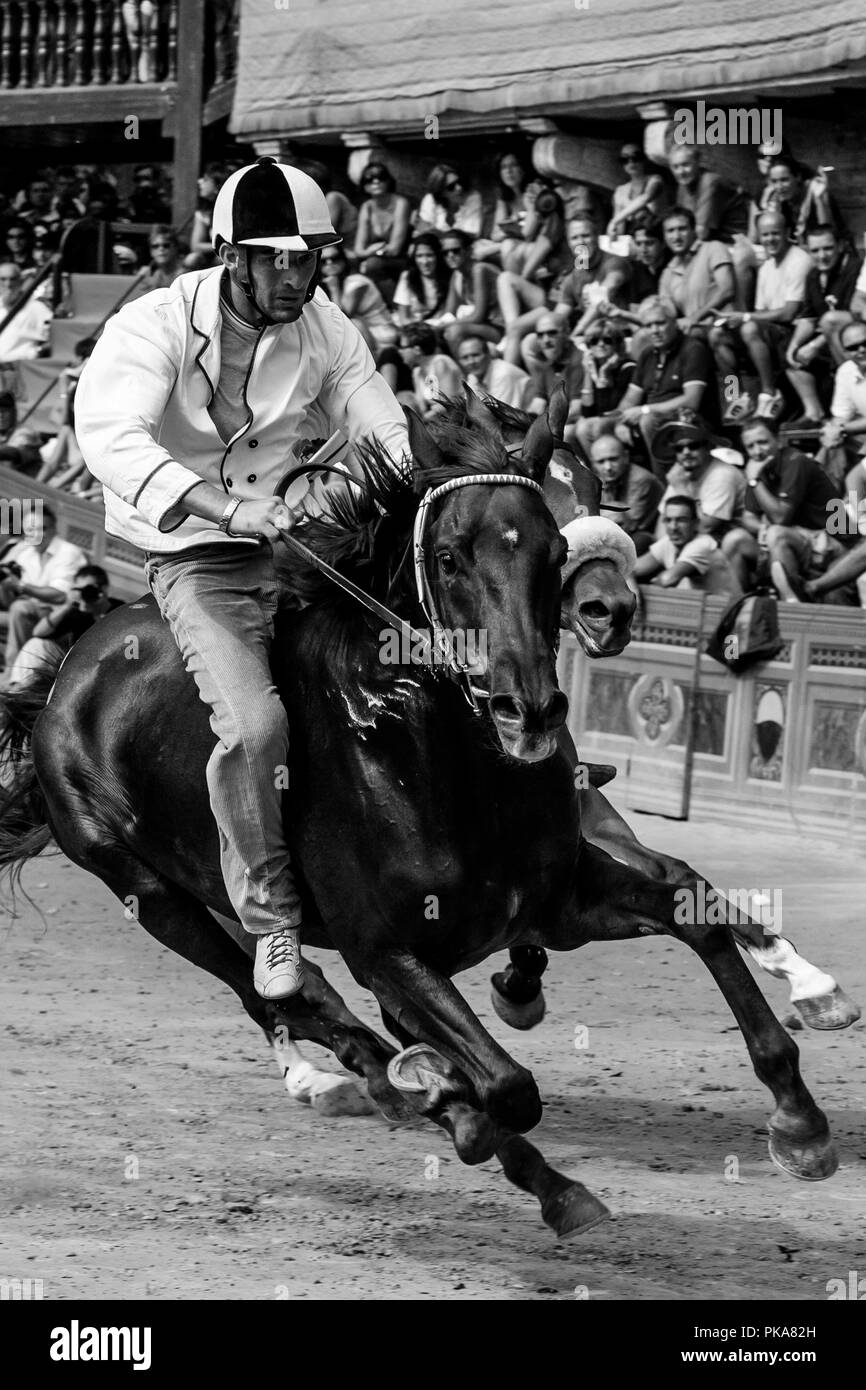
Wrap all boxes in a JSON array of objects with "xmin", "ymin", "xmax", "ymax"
[{"xmin": 285, "ymin": 419, "xmax": 524, "ymax": 606}]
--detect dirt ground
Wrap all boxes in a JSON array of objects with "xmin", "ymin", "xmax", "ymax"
[{"xmin": 1, "ymin": 808, "xmax": 865, "ymax": 1302}]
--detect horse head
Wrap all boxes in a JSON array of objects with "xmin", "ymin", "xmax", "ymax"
[
  {"xmin": 407, "ymin": 407, "xmax": 567, "ymax": 763},
  {"xmin": 457, "ymin": 385, "xmax": 636, "ymax": 658}
]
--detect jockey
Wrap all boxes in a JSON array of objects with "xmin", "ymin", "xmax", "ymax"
[{"xmin": 75, "ymin": 158, "xmax": 410, "ymax": 1000}]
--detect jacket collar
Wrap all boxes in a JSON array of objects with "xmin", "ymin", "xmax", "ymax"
[{"xmin": 189, "ymin": 267, "xmax": 230, "ymax": 404}]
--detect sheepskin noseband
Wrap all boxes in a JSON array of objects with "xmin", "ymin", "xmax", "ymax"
[{"xmin": 560, "ymin": 515, "xmax": 637, "ymax": 586}]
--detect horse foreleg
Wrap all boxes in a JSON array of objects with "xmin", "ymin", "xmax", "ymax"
[
  {"xmin": 577, "ymin": 786, "xmax": 860, "ymax": 1031},
  {"xmin": 555, "ymin": 839, "xmax": 838, "ymax": 1182}
]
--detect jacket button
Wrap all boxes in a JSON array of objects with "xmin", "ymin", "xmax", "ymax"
[
  {"xmin": 226, "ymin": 478, "xmax": 233, "ymax": 488},
  {"xmin": 248, "ymin": 439, "xmax": 258, "ymax": 448},
  {"xmin": 247, "ymin": 474, "xmax": 256, "ymax": 483}
]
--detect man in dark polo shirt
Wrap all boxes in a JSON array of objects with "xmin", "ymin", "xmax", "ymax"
[
  {"xmin": 611, "ymin": 294, "xmax": 719, "ymax": 458},
  {"xmin": 785, "ymin": 224, "xmax": 863, "ymax": 422},
  {"xmin": 523, "ymin": 313, "xmax": 585, "ymax": 426},
  {"xmin": 721, "ymin": 417, "xmax": 844, "ymax": 596}
]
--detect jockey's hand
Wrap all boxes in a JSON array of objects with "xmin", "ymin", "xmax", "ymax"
[{"xmin": 229, "ymin": 498, "xmax": 294, "ymax": 542}]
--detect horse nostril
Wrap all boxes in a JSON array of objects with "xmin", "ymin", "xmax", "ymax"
[
  {"xmin": 543, "ymin": 691, "xmax": 568, "ymax": 730},
  {"xmin": 578, "ymin": 599, "xmax": 611, "ymax": 624},
  {"xmin": 490, "ymin": 694, "xmax": 523, "ymax": 724}
]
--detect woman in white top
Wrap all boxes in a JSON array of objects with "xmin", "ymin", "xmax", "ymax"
[
  {"xmin": 392, "ymin": 234, "xmax": 451, "ymax": 328},
  {"xmin": 354, "ymin": 162, "xmax": 412, "ymax": 294},
  {"xmin": 607, "ymin": 145, "xmax": 667, "ymax": 240},
  {"xmin": 318, "ymin": 245, "xmax": 398, "ymax": 354},
  {"xmin": 415, "ymin": 164, "xmax": 484, "ymax": 237}
]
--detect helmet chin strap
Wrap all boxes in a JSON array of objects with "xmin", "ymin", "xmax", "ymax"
[{"xmin": 233, "ymin": 245, "xmax": 321, "ymax": 327}]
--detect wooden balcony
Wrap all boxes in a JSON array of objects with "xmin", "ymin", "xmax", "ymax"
[{"xmin": 0, "ymin": 1, "xmax": 236, "ymax": 127}]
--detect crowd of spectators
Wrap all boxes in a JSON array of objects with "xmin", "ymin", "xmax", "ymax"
[{"xmin": 3, "ymin": 137, "xmax": 866, "ymax": 611}]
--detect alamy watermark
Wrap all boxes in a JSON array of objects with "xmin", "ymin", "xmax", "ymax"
[
  {"xmin": 378, "ymin": 625, "xmax": 487, "ymax": 673},
  {"xmin": 673, "ymin": 100, "xmax": 782, "ymax": 149},
  {"xmin": 674, "ymin": 882, "xmax": 782, "ymax": 930},
  {"xmin": 0, "ymin": 497, "xmax": 43, "ymax": 541}
]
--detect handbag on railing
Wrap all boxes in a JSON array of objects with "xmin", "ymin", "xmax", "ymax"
[{"xmin": 705, "ymin": 588, "xmax": 784, "ymax": 675}]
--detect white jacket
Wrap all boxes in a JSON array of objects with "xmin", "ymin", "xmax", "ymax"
[{"xmin": 74, "ymin": 267, "xmax": 409, "ymax": 553}]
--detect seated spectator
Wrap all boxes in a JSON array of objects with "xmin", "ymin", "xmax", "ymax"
[
  {"xmin": 589, "ymin": 427, "xmax": 663, "ymax": 552},
  {"xmin": 498, "ymin": 215, "xmax": 629, "ymax": 366},
  {"xmin": 392, "ymin": 234, "xmax": 451, "ymax": 328},
  {"xmin": 0, "ymin": 262, "xmax": 52, "ymax": 361},
  {"xmin": 185, "ymin": 164, "xmax": 227, "ymax": 270},
  {"xmin": 318, "ymin": 245, "xmax": 397, "ymax": 354},
  {"xmin": 654, "ymin": 415, "xmax": 746, "ymax": 540},
  {"xmin": 16, "ymin": 174, "xmax": 60, "ymax": 235},
  {"xmin": 35, "ymin": 338, "xmax": 97, "ymax": 494},
  {"xmin": 721, "ymin": 417, "xmax": 844, "ymax": 597},
  {"xmin": 49, "ymin": 168, "xmax": 86, "ymax": 227},
  {"xmin": 472, "ymin": 151, "xmax": 530, "ymax": 265},
  {"xmin": 128, "ymin": 164, "xmax": 171, "ymax": 225},
  {"xmin": 612, "ymin": 296, "xmax": 720, "ymax": 456},
  {"xmin": 658, "ymin": 206, "xmax": 734, "ymax": 336},
  {"xmin": 828, "ymin": 321, "xmax": 866, "ymax": 445},
  {"xmin": 416, "ymin": 164, "xmax": 485, "ymax": 237},
  {"xmin": 634, "ymin": 494, "xmax": 740, "ymax": 598},
  {"xmin": 607, "ymin": 144, "xmax": 668, "ymax": 240},
  {"xmin": 0, "ymin": 391, "xmax": 43, "ymax": 476},
  {"xmin": 624, "ymin": 213, "xmax": 669, "ymax": 305},
  {"xmin": 710, "ymin": 210, "xmax": 812, "ymax": 423},
  {"xmin": 760, "ymin": 156, "xmax": 849, "ymax": 248},
  {"xmin": 397, "ymin": 322, "xmax": 462, "ymax": 419},
  {"xmin": 785, "ymin": 225, "xmax": 863, "ymax": 423},
  {"xmin": 523, "ymin": 313, "xmax": 588, "ymax": 434},
  {"xmin": 135, "ymin": 225, "xmax": 185, "ymax": 293},
  {"xmin": 4, "ymin": 563, "xmax": 121, "ymax": 690},
  {"xmin": 438, "ymin": 230, "xmax": 501, "ymax": 351},
  {"xmin": 0, "ymin": 506, "xmax": 87, "ymax": 672},
  {"xmin": 498, "ymin": 181, "xmax": 570, "ymax": 282},
  {"xmin": 4, "ymin": 222, "xmax": 38, "ymax": 282},
  {"xmin": 455, "ymin": 334, "xmax": 531, "ymax": 410},
  {"xmin": 353, "ymin": 162, "xmax": 412, "ymax": 295},
  {"xmin": 574, "ymin": 321, "xmax": 634, "ymax": 449},
  {"xmin": 670, "ymin": 144, "xmax": 753, "ymax": 307}
]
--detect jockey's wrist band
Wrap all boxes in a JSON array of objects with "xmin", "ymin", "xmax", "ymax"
[{"xmin": 218, "ymin": 497, "xmax": 243, "ymax": 536}]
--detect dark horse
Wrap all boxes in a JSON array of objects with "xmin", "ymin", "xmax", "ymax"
[{"xmin": 0, "ymin": 407, "xmax": 839, "ymax": 1238}]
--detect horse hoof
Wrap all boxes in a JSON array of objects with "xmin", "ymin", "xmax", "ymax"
[
  {"xmin": 490, "ymin": 983, "xmax": 546, "ymax": 1031},
  {"xmin": 793, "ymin": 987, "xmax": 861, "ymax": 1031},
  {"xmin": 387, "ymin": 1044, "xmax": 453, "ymax": 1094},
  {"xmin": 542, "ymin": 1183, "xmax": 611, "ymax": 1239},
  {"xmin": 310, "ymin": 1075, "xmax": 376, "ymax": 1118},
  {"xmin": 768, "ymin": 1128, "xmax": 839, "ymax": 1182}
]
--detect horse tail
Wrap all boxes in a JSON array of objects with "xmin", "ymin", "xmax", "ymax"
[{"xmin": 0, "ymin": 671, "xmax": 54, "ymax": 892}]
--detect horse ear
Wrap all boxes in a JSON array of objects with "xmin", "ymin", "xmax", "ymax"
[
  {"xmin": 462, "ymin": 383, "xmax": 504, "ymax": 442},
  {"xmin": 546, "ymin": 381, "xmax": 569, "ymax": 441},
  {"xmin": 520, "ymin": 411, "xmax": 554, "ymax": 484},
  {"xmin": 404, "ymin": 407, "xmax": 445, "ymax": 475}
]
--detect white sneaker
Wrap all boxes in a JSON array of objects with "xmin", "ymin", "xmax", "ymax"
[
  {"xmin": 254, "ymin": 928, "xmax": 305, "ymax": 1000},
  {"xmin": 756, "ymin": 390, "xmax": 785, "ymax": 420}
]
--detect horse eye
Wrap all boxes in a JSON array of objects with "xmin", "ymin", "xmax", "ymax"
[{"xmin": 437, "ymin": 551, "xmax": 457, "ymax": 576}]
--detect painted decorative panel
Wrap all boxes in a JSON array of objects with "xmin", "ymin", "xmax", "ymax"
[
  {"xmin": 584, "ymin": 670, "xmax": 635, "ymax": 737},
  {"xmin": 810, "ymin": 702, "xmax": 863, "ymax": 773}
]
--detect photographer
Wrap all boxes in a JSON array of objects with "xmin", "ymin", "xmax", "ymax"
[{"xmin": 4, "ymin": 563, "xmax": 119, "ymax": 690}]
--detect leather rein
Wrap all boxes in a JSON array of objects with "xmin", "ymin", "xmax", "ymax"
[{"xmin": 275, "ymin": 457, "xmax": 544, "ymax": 715}]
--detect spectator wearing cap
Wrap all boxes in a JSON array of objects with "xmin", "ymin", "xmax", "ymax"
[
  {"xmin": 0, "ymin": 262, "xmax": 52, "ymax": 361},
  {"xmin": 354, "ymin": 162, "xmax": 412, "ymax": 294},
  {"xmin": 710, "ymin": 210, "xmax": 812, "ymax": 424},
  {"xmin": 416, "ymin": 164, "xmax": 485, "ymax": 238},
  {"xmin": 0, "ymin": 505, "xmax": 88, "ymax": 671},
  {"xmin": 523, "ymin": 313, "xmax": 587, "ymax": 429},
  {"xmin": 612, "ymin": 296, "xmax": 720, "ymax": 456},
  {"xmin": 721, "ymin": 416, "xmax": 843, "ymax": 596},
  {"xmin": 784, "ymin": 226, "xmax": 863, "ymax": 424},
  {"xmin": 658, "ymin": 207, "xmax": 734, "ymax": 337},
  {"xmin": 589, "ymin": 427, "xmax": 663, "ymax": 553},
  {"xmin": 607, "ymin": 145, "xmax": 668, "ymax": 240},
  {"xmin": 455, "ymin": 335, "xmax": 532, "ymax": 410},
  {"xmin": 669, "ymin": 145, "xmax": 754, "ymax": 307},
  {"xmin": 634, "ymin": 493, "xmax": 741, "ymax": 599},
  {"xmin": 319, "ymin": 244, "xmax": 397, "ymax": 355},
  {"xmin": 654, "ymin": 415, "xmax": 746, "ymax": 541},
  {"xmin": 0, "ymin": 392, "xmax": 43, "ymax": 476}
]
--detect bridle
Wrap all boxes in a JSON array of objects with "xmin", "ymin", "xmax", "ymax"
[{"xmin": 277, "ymin": 460, "xmax": 545, "ymax": 716}]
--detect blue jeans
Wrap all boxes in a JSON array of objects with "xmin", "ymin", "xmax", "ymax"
[{"xmin": 145, "ymin": 541, "xmax": 302, "ymax": 935}]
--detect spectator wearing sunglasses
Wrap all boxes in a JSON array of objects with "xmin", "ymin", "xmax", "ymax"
[
  {"xmin": 438, "ymin": 231, "xmax": 502, "ymax": 352},
  {"xmin": 575, "ymin": 322, "xmax": 635, "ymax": 452},
  {"xmin": 133, "ymin": 225, "xmax": 185, "ymax": 295},
  {"xmin": 415, "ymin": 164, "xmax": 485, "ymax": 237},
  {"xmin": 523, "ymin": 314, "xmax": 587, "ymax": 425},
  {"xmin": 354, "ymin": 162, "xmax": 412, "ymax": 296},
  {"xmin": 825, "ymin": 322, "xmax": 866, "ymax": 453},
  {"xmin": 654, "ymin": 416, "xmax": 746, "ymax": 542},
  {"xmin": 607, "ymin": 145, "xmax": 668, "ymax": 241},
  {"xmin": 319, "ymin": 244, "xmax": 398, "ymax": 355}
]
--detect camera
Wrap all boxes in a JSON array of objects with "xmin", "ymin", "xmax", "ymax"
[
  {"xmin": 0, "ymin": 559, "xmax": 22, "ymax": 582},
  {"xmin": 534, "ymin": 188, "xmax": 560, "ymax": 218},
  {"xmin": 77, "ymin": 583, "xmax": 101, "ymax": 603}
]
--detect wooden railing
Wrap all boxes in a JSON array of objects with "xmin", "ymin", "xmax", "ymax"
[{"xmin": 0, "ymin": 0, "xmax": 236, "ymax": 92}]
